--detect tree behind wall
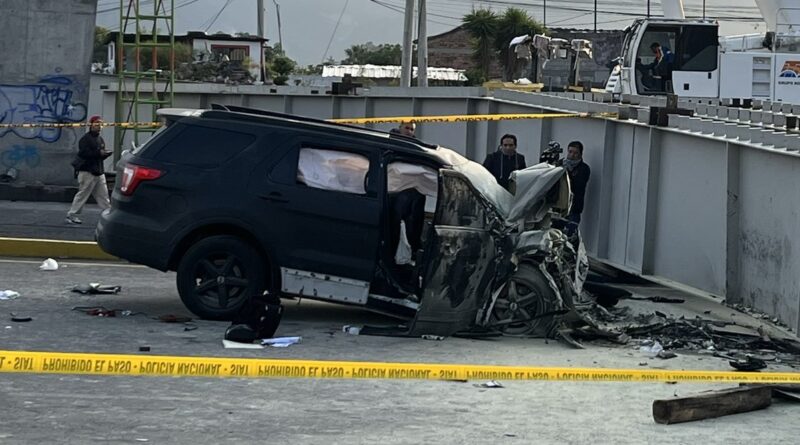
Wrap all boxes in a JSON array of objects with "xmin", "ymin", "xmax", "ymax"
[
  {"xmin": 462, "ymin": 9, "xmax": 498, "ymax": 81},
  {"xmin": 271, "ymin": 55, "xmax": 296, "ymax": 85},
  {"xmin": 93, "ymin": 26, "xmax": 110, "ymax": 63},
  {"xmin": 343, "ymin": 42, "xmax": 402, "ymax": 65}
]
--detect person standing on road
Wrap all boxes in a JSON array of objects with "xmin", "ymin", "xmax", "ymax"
[
  {"xmin": 66, "ymin": 115, "xmax": 112, "ymax": 224},
  {"xmin": 483, "ymin": 134, "xmax": 527, "ymax": 190},
  {"xmin": 563, "ymin": 141, "xmax": 591, "ymax": 229}
]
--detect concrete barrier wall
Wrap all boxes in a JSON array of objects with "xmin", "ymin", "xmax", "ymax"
[
  {"xmin": 736, "ymin": 146, "xmax": 800, "ymax": 331},
  {"xmin": 85, "ymin": 79, "xmax": 800, "ymax": 332},
  {"xmin": 0, "ymin": 0, "xmax": 97, "ymax": 186}
]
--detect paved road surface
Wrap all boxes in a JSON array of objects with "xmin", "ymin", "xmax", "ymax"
[{"xmin": 0, "ymin": 258, "xmax": 797, "ymax": 444}]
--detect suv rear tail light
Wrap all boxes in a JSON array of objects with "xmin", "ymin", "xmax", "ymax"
[{"xmin": 120, "ymin": 165, "xmax": 163, "ymax": 196}]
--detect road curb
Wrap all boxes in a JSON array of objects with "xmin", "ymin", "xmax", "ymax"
[{"xmin": 0, "ymin": 237, "xmax": 117, "ymax": 260}]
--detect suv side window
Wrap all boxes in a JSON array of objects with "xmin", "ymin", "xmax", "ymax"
[
  {"xmin": 296, "ymin": 148, "xmax": 370, "ymax": 195},
  {"xmin": 153, "ymin": 124, "xmax": 255, "ymax": 168},
  {"xmin": 270, "ymin": 142, "xmax": 378, "ymax": 196}
]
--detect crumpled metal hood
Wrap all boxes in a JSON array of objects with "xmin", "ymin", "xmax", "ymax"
[{"xmin": 428, "ymin": 146, "xmax": 568, "ymax": 223}]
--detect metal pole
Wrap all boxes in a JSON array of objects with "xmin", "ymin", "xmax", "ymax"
[
  {"xmin": 543, "ymin": 0, "xmax": 546, "ymax": 27},
  {"xmin": 647, "ymin": 0, "xmax": 650, "ymax": 18},
  {"xmin": 401, "ymin": 0, "xmax": 415, "ymax": 87},
  {"xmin": 417, "ymin": 0, "xmax": 428, "ymax": 87},
  {"xmin": 703, "ymin": 0, "xmax": 706, "ymax": 19},
  {"xmin": 257, "ymin": 0, "xmax": 264, "ymax": 39},
  {"xmin": 257, "ymin": 0, "xmax": 265, "ymax": 81},
  {"xmin": 594, "ymin": 0, "xmax": 597, "ymax": 31},
  {"xmin": 273, "ymin": 0, "xmax": 283, "ymax": 50}
]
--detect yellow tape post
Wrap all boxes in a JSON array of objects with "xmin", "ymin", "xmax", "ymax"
[{"xmin": 1, "ymin": 350, "xmax": 799, "ymax": 383}]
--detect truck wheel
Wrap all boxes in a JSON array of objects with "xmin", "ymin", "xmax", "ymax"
[{"xmin": 176, "ymin": 235, "xmax": 266, "ymax": 320}]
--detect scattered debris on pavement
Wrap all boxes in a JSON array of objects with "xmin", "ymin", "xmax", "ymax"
[
  {"xmin": 0, "ymin": 290, "xmax": 20, "ymax": 300},
  {"xmin": 728, "ymin": 303, "xmax": 793, "ymax": 331},
  {"xmin": 343, "ymin": 325, "xmax": 361, "ymax": 335},
  {"xmin": 422, "ymin": 334, "xmax": 445, "ymax": 341},
  {"xmin": 39, "ymin": 258, "xmax": 58, "ymax": 271},
  {"xmin": 261, "ymin": 336, "xmax": 302, "ymax": 348},
  {"xmin": 156, "ymin": 314, "xmax": 192, "ymax": 323},
  {"xmin": 474, "ymin": 380, "xmax": 504, "ymax": 389},
  {"xmin": 729, "ymin": 356, "xmax": 768, "ymax": 372},
  {"xmin": 639, "ymin": 340, "xmax": 664, "ymax": 358},
  {"xmin": 626, "ymin": 296, "xmax": 685, "ymax": 304},
  {"xmin": 560, "ymin": 301, "xmax": 800, "ymax": 369},
  {"xmin": 222, "ymin": 339, "xmax": 264, "ymax": 349},
  {"xmin": 72, "ymin": 306, "xmax": 133, "ymax": 317},
  {"xmin": 71, "ymin": 283, "xmax": 122, "ymax": 295}
]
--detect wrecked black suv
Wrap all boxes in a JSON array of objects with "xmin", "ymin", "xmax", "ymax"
[{"xmin": 97, "ymin": 105, "xmax": 587, "ymax": 337}]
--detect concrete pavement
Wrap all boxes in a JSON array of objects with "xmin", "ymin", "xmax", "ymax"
[{"xmin": 0, "ymin": 258, "xmax": 799, "ymax": 444}]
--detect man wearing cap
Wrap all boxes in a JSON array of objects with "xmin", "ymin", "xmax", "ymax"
[{"xmin": 66, "ymin": 115, "xmax": 112, "ymax": 224}]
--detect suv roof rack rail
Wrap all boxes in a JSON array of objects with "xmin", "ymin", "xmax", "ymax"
[
  {"xmin": 210, "ymin": 104, "xmax": 370, "ymax": 132},
  {"xmin": 208, "ymin": 103, "xmax": 437, "ymax": 150}
]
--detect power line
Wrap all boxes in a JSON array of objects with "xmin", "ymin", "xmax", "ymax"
[
  {"xmin": 321, "ymin": 0, "xmax": 351, "ymax": 63},
  {"xmin": 202, "ymin": 0, "xmax": 233, "ymax": 32}
]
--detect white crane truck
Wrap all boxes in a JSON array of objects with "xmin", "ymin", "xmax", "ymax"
[{"xmin": 606, "ymin": 0, "xmax": 800, "ymax": 104}]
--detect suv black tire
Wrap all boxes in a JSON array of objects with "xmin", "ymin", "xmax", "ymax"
[{"xmin": 177, "ymin": 235, "xmax": 267, "ymax": 320}]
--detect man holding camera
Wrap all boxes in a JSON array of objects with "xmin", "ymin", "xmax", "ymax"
[
  {"xmin": 482, "ymin": 134, "xmax": 527, "ymax": 190},
  {"xmin": 564, "ymin": 141, "xmax": 591, "ymax": 227}
]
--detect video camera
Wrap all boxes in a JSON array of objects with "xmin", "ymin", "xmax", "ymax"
[{"xmin": 539, "ymin": 141, "xmax": 563, "ymax": 166}]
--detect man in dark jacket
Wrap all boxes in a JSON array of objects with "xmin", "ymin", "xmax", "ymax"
[
  {"xmin": 66, "ymin": 115, "xmax": 112, "ymax": 224},
  {"xmin": 564, "ymin": 141, "xmax": 591, "ymax": 227},
  {"xmin": 482, "ymin": 134, "xmax": 526, "ymax": 190}
]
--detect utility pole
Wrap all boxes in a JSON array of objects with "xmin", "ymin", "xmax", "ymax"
[
  {"xmin": 257, "ymin": 0, "xmax": 265, "ymax": 81},
  {"xmin": 273, "ymin": 0, "xmax": 283, "ymax": 50},
  {"xmin": 417, "ymin": 0, "xmax": 428, "ymax": 87},
  {"xmin": 543, "ymin": 0, "xmax": 547, "ymax": 27},
  {"xmin": 594, "ymin": 0, "xmax": 597, "ymax": 32},
  {"xmin": 647, "ymin": 0, "xmax": 650, "ymax": 18},
  {"xmin": 257, "ymin": 0, "xmax": 265, "ymax": 38},
  {"xmin": 400, "ymin": 0, "xmax": 415, "ymax": 87},
  {"xmin": 703, "ymin": 0, "xmax": 706, "ymax": 19}
]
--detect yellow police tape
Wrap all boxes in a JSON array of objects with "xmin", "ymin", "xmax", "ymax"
[
  {"xmin": 1, "ymin": 350, "xmax": 799, "ymax": 383},
  {"xmin": 0, "ymin": 122, "xmax": 162, "ymax": 129},
  {"xmin": 0, "ymin": 112, "xmax": 611, "ymax": 129},
  {"xmin": 329, "ymin": 112, "xmax": 598, "ymax": 125}
]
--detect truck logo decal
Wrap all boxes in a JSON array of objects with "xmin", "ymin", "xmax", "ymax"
[{"xmin": 779, "ymin": 61, "xmax": 800, "ymax": 78}]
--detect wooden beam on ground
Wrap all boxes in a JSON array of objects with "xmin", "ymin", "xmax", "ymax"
[{"xmin": 653, "ymin": 386, "xmax": 772, "ymax": 424}]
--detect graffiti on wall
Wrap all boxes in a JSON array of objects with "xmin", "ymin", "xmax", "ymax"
[
  {"xmin": 0, "ymin": 75, "xmax": 87, "ymax": 143},
  {"xmin": 1, "ymin": 145, "xmax": 41, "ymax": 170}
]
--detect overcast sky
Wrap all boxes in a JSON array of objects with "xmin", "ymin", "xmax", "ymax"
[{"xmin": 96, "ymin": 0, "xmax": 766, "ymax": 66}]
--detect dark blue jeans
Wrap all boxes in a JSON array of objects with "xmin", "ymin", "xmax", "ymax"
[{"xmin": 565, "ymin": 212, "xmax": 581, "ymax": 238}]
